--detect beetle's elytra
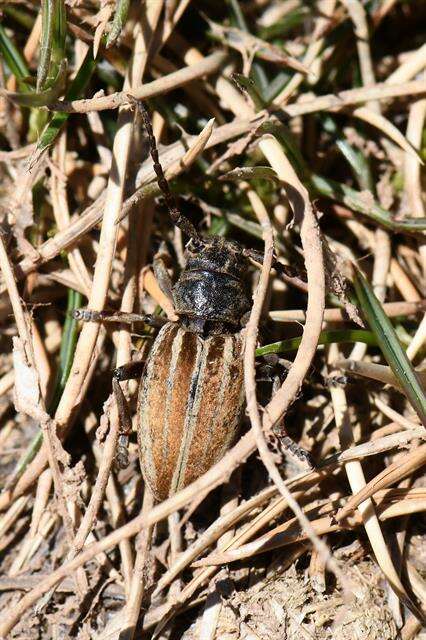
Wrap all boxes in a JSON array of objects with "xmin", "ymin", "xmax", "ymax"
[
  {"xmin": 138, "ymin": 323, "xmax": 245, "ymax": 501},
  {"xmin": 138, "ymin": 232, "xmax": 251, "ymax": 501}
]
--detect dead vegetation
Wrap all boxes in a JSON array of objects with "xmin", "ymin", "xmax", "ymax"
[{"xmin": 0, "ymin": 1, "xmax": 425, "ymax": 638}]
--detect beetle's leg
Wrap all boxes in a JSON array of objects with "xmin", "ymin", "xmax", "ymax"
[
  {"xmin": 153, "ymin": 243, "xmax": 174, "ymax": 301},
  {"xmin": 128, "ymin": 96, "xmax": 204, "ymax": 247},
  {"xmin": 112, "ymin": 360, "xmax": 145, "ymax": 468},
  {"xmin": 270, "ymin": 373, "xmax": 315, "ymax": 469},
  {"xmin": 276, "ymin": 431, "xmax": 316, "ymax": 469},
  {"xmin": 72, "ymin": 309, "xmax": 169, "ymax": 328},
  {"xmin": 113, "ymin": 360, "xmax": 145, "ymax": 382},
  {"xmin": 112, "ymin": 377, "xmax": 133, "ymax": 469},
  {"xmin": 242, "ymin": 248, "xmax": 308, "ymax": 293}
]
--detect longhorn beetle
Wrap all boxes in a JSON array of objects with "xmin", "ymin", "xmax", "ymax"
[{"xmin": 74, "ymin": 99, "xmax": 313, "ymax": 501}]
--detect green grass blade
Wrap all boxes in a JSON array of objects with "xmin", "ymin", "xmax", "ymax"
[
  {"xmin": 221, "ymin": 166, "xmax": 278, "ymax": 183},
  {"xmin": 321, "ymin": 115, "xmax": 374, "ymax": 191},
  {"xmin": 311, "ymin": 174, "xmax": 426, "ymax": 232},
  {"xmin": 256, "ymin": 329, "xmax": 377, "ymax": 357},
  {"xmin": 37, "ymin": 47, "xmax": 96, "ymax": 152},
  {"xmin": 52, "ymin": 0, "xmax": 66, "ymax": 65},
  {"xmin": 49, "ymin": 289, "xmax": 82, "ymax": 412},
  {"xmin": 0, "ymin": 24, "xmax": 31, "ymax": 88},
  {"xmin": 38, "ymin": 0, "xmax": 54, "ymax": 90},
  {"xmin": 2, "ymin": 59, "xmax": 67, "ymax": 107},
  {"xmin": 227, "ymin": 0, "xmax": 268, "ymax": 94},
  {"xmin": 261, "ymin": 120, "xmax": 426, "ymax": 232},
  {"xmin": 353, "ymin": 268, "xmax": 426, "ymax": 426},
  {"xmin": 106, "ymin": 0, "xmax": 131, "ymax": 48},
  {"xmin": 2, "ymin": 5, "xmax": 35, "ymax": 30}
]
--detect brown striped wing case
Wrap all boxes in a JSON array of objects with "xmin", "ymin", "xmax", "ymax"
[{"xmin": 137, "ymin": 322, "xmax": 245, "ymax": 501}]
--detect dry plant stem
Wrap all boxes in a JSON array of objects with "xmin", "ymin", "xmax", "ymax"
[
  {"xmin": 0, "ymin": 328, "xmax": 107, "ymax": 512},
  {"xmin": 405, "ymin": 99, "xmax": 426, "ymax": 361},
  {"xmin": 22, "ymin": 12, "xmax": 42, "ymax": 64},
  {"xmin": 153, "ymin": 486, "xmax": 276, "ymax": 595},
  {"xmin": 9, "ymin": 447, "xmax": 422, "ymax": 633},
  {"xmin": 328, "ymin": 343, "xmax": 412, "ymax": 618},
  {"xmin": 0, "ymin": 434, "xmax": 312, "ymax": 635},
  {"xmin": 51, "ymin": 132, "xmax": 92, "ymax": 295},
  {"xmin": 341, "ymin": 0, "xmax": 379, "ymax": 113},
  {"xmin": 330, "ymin": 11, "xmax": 405, "ymax": 617},
  {"xmin": 390, "ymin": 260, "xmax": 421, "ymax": 303},
  {"xmin": 374, "ymin": 398, "xmax": 421, "ymax": 430},
  {"xmin": 8, "ymin": 469, "xmax": 52, "ymax": 575},
  {"xmin": 194, "ymin": 488, "xmax": 426, "ymax": 566},
  {"xmin": 336, "ymin": 443, "xmax": 426, "ymax": 521},
  {"xmin": 269, "ymin": 300, "xmax": 425, "ymax": 323},
  {"xmin": 401, "ymin": 615, "xmax": 422, "ymax": 640},
  {"xmin": 96, "ymin": 490, "xmax": 154, "ymax": 640},
  {"xmin": 45, "ymin": 393, "xmax": 122, "ymax": 606},
  {"xmin": 53, "ymin": 106, "xmax": 134, "ymax": 428},
  {"xmin": 275, "ymin": 0, "xmax": 336, "ymax": 104},
  {"xmin": 29, "ymin": 321, "xmax": 51, "ymax": 399},
  {"xmin": 258, "ymin": 136, "xmax": 326, "ymax": 426},
  {"xmin": 244, "ymin": 149, "xmax": 347, "ymax": 595},
  {"xmin": 387, "ymin": 43, "xmax": 426, "ymax": 84},
  {"xmin": 0, "ymin": 233, "xmax": 86, "ymax": 595},
  {"xmin": 45, "ymin": 75, "xmax": 426, "ymax": 115},
  {"xmin": 337, "ymin": 423, "xmax": 426, "ymax": 463},
  {"xmin": 153, "ymin": 486, "xmax": 308, "ymax": 635},
  {"xmin": 198, "ymin": 479, "xmax": 240, "ymax": 640},
  {"xmin": 94, "ymin": 446, "xmax": 133, "ymax": 593},
  {"xmin": 9, "ymin": 117, "xmax": 215, "ymax": 292},
  {"xmin": 345, "ymin": 0, "xmax": 390, "ymax": 361},
  {"xmin": 121, "ymin": 490, "xmax": 154, "ymax": 638},
  {"xmin": 48, "ymin": 51, "xmax": 228, "ymax": 112},
  {"xmin": 0, "ymin": 235, "xmax": 39, "ymax": 376},
  {"xmin": 0, "ymin": 496, "xmax": 29, "ymax": 541},
  {"xmin": 142, "ymin": 268, "xmax": 177, "ymax": 320}
]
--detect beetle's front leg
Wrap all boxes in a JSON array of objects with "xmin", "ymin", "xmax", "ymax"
[{"xmin": 73, "ymin": 309, "xmax": 169, "ymax": 328}]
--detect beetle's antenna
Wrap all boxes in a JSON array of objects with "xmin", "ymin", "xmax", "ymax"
[{"xmin": 129, "ymin": 96, "xmax": 201, "ymax": 243}]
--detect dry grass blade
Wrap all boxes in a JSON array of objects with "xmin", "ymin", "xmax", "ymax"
[
  {"xmin": 193, "ymin": 488, "xmax": 426, "ymax": 566},
  {"xmin": 336, "ymin": 445, "xmax": 426, "ymax": 521}
]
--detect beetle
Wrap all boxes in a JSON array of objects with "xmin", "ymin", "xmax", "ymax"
[{"xmin": 75, "ymin": 100, "xmax": 312, "ymax": 501}]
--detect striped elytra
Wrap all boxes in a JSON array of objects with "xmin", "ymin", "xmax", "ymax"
[{"xmin": 137, "ymin": 322, "xmax": 245, "ymax": 501}]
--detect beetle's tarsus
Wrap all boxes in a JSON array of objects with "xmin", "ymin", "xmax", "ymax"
[
  {"xmin": 116, "ymin": 436, "xmax": 130, "ymax": 469},
  {"xmin": 278, "ymin": 433, "xmax": 316, "ymax": 470},
  {"xmin": 112, "ymin": 378, "xmax": 133, "ymax": 471},
  {"xmin": 72, "ymin": 308, "xmax": 102, "ymax": 321}
]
